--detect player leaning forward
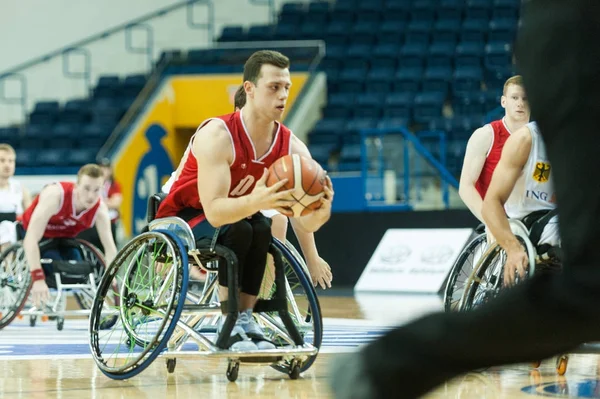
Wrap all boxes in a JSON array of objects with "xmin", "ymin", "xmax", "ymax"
[{"xmin": 156, "ymin": 50, "xmax": 334, "ymax": 350}]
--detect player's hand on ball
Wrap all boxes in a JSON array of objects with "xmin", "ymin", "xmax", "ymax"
[
  {"xmin": 251, "ymin": 169, "xmax": 295, "ymax": 216},
  {"xmin": 314, "ymin": 175, "xmax": 334, "ymax": 218},
  {"xmin": 308, "ymin": 256, "xmax": 333, "ymax": 289}
]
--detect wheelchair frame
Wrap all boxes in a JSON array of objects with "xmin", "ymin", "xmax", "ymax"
[
  {"xmin": 89, "ymin": 216, "xmax": 322, "ymax": 382},
  {"xmin": 0, "ymin": 238, "xmax": 106, "ymax": 330}
]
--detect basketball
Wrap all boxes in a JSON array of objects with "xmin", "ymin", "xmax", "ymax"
[{"xmin": 266, "ymin": 154, "xmax": 327, "ymax": 217}]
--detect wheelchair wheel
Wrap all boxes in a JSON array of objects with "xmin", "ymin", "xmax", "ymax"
[
  {"xmin": 68, "ymin": 239, "xmax": 109, "ymax": 310},
  {"xmin": 258, "ymin": 238, "xmax": 323, "ymax": 375},
  {"xmin": 443, "ymin": 233, "xmax": 487, "ymax": 312},
  {"xmin": 0, "ymin": 243, "xmax": 30, "ymax": 329},
  {"xmin": 89, "ymin": 230, "xmax": 188, "ymax": 379},
  {"xmin": 460, "ymin": 236, "xmax": 533, "ymax": 312}
]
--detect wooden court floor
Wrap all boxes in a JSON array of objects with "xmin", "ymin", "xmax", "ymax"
[{"xmin": 1, "ymin": 295, "xmax": 600, "ymax": 398}]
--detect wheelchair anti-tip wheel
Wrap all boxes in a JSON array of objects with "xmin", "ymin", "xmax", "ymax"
[
  {"xmin": 0, "ymin": 243, "xmax": 31, "ymax": 329},
  {"xmin": 89, "ymin": 229, "xmax": 189, "ymax": 379}
]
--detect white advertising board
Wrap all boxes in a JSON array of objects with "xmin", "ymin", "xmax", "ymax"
[{"xmin": 354, "ymin": 228, "xmax": 474, "ymax": 294}]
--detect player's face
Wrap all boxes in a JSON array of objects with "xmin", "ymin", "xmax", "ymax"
[
  {"xmin": 0, "ymin": 150, "xmax": 16, "ymax": 179},
  {"xmin": 76, "ymin": 175, "xmax": 104, "ymax": 209},
  {"xmin": 501, "ymin": 84, "xmax": 530, "ymax": 122},
  {"xmin": 250, "ymin": 64, "xmax": 291, "ymax": 120}
]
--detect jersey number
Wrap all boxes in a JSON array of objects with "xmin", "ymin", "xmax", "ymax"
[{"xmin": 230, "ymin": 175, "xmax": 255, "ymax": 197}]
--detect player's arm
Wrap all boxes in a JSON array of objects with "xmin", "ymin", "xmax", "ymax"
[
  {"xmin": 482, "ymin": 126, "xmax": 532, "ymax": 253},
  {"xmin": 195, "ymin": 122, "xmax": 293, "ymax": 227},
  {"xmin": 105, "ymin": 183, "xmax": 122, "ymax": 211},
  {"xmin": 458, "ymin": 126, "xmax": 493, "ymax": 222},
  {"xmin": 23, "ymin": 184, "xmax": 61, "ymax": 272},
  {"xmin": 21, "ymin": 185, "xmax": 32, "ymax": 212},
  {"xmin": 95, "ymin": 202, "xmax": 117, "ymax": 264},
  {"xmin": 289, "ymin": 134, "xmax": 333, "ymax": 233}
]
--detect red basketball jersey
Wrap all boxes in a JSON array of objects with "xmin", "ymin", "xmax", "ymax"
[
  {"xmin": 156, "ymin": 110, "xmax": 292, "ymax": 227},
  {"xmin": 475, "ymin": 118, "xmax": 513, "ymax": 199},
  {"xmin": 22, "ymin": 182, "xmax": 101, "ymax": 238}
]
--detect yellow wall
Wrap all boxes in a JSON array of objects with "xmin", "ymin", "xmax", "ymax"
[{"xmin": 112, "ymin": 72, "xmax": 309, "ymax": 237}]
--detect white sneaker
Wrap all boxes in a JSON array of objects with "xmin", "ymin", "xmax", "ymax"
[
  {"xmin": 216, "ymin": 315, "xmax": 258, "ymax": 351},
  {"xmin": 238, "ymin": 310, "xmax": 276, "ymax": 350}
]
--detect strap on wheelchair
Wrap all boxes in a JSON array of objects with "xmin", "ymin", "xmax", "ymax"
[{"xmin": 526, "ymin": 208, "xmax": 558, "ymax": 246}]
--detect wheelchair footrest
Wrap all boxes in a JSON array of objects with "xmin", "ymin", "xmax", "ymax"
[{"xmin": 164, "ymin": 344, "xmax": 318, "ymax": 360}]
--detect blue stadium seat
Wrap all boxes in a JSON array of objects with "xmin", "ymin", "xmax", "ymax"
[
  {"xmin": 484, "ymin": 42, "xmax": 513, "ymax": 70},
  {"xmin": 384, "ymin": 92, "xmax": 414, "ymax": 120},
  {"xmin": 453, "ymin": 66, "xmax": 483, "ymax": 94},
  {"xmin": 52, "ymin": 123, "xmax": 80, "ymax": 139},
  {"xmin": 488, "ymin": 18, "xmax": 517, "ymax": 44},
  {"xmin": 365, "ymin": 67, "xmax": 395, "ymax": 93},
  {"xmin": 354, "ymin": 93, "xmax": 385, "ymax": 119},
  {"xmin": 484, "ymin": 65, "xmax": 516, "ymax": 91},
  {"xmin": 455, "ymin": 42, "xmax": 484, "ymax": 68},
  {"xmin": 422, "ymin": 66, "xmax": 453, "ymax": 95},
  {"xmin": 399, "ymin": 43, "xmax": 428, "ymax": 68},
  {"xmin": 300, "ymin": 21, "xmax": 325, "ymax": 39},
  {"xmin": 464, "ymin": 0, "xmax": 492, "ymax": 21},
  {"xmin": 68, "ymin": 148, "xmax": 98, "ymax": 166},
  {"xmin": 432, "ymin": 20, "xmax": 460, "ymax": 44},
  {"xmin": 274, "ymin": 23, "xmax": 299, "ymax": 41},
  {"xmin": 461, "ymin": 19, "xmax": 488, "ymax": 44},
  {"xmin": 492, "ymin": 0, "xmax": 520, "ymax": 20},
  {"xmin": 218, "ymin": 26, "xmax": 246, "ymax": 42},
  {"xmin": 413, "ymin": 92, "xmax": 446, "ymax": 124},
  {"xmin": 405, "ymin": 20, "xmax": 433, "ymax": 45},
  {"xmin": 308, "ymin": 1, "xmax": 330, "ymax": 13},
  {"xmin": 410, "ymin": 0, "xmax": 436, "ymax": 22},
  {"xmin": 371, "ymin": 43, "xmax": 400, "ymax": 69},
  {"xmin": 38, "ymin": 148, "xmax": 69, "ymax": 167},
  {"xmin": 340, "ymin": 144, "xmax": 362, "ymax": 163},
  {"xmin": 454, "ymin": 92, "xmax": 487, "ymax": 116},
  {"xmin": 247, "ymin": 25, "xmax": 274, "ymax": 41},
  {"xmin": 427, "ymin": 42, "xmax": 455, "ymax": 68},
  {"xmin": 378, "ymin": 117, "xmax": 410, "ymax": 130},
  {"xmin": 0, "ymin": 127, "xmax": 18, "ymax": 143},
  {"xmin": 383, "ymin": 1, "xmax": 411, "ymax": 22},
  {"xmin": 15, "ymin": 149, "xmax": 37, "ymax": 167},
  {"xmin": 437, "ymin": 0, "xmax": 463, "ymax": 22},
  {"xmin": 393, "ymin": 67, "xmax": 423, "ymax": 93}
]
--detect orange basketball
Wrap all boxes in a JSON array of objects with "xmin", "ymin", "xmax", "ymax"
[{"xmin": 266, "ymin": 154, "xmax": 327, "ymax": 217}]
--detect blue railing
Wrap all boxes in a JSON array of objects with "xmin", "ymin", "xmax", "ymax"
[
  {"xmin": 0, "ymin": 0, "xmax": 215, "ymax": 124},
  {"xmin": 360, "ymin": 126, "xmax": 459, "ymax": 210}
]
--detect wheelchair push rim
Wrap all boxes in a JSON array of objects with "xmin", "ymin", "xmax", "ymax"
[
  {"xmin": 0, "ymin": 244, "xmax": 31, "ymax": 329},
  {"xmin": 89, "ymin": 230, "xmax": 188, "ymax": 379}
]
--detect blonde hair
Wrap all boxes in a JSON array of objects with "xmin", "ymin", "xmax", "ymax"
[
  {"xmin": 77, "ymin": 164, "xmax": 103, "ymax": 180},
  {"xmin": 503, "ymin": 75, "xmax": 524, "ymax": 95},
  {"xmin": 0, "ymin": 143, "xmax": 16, "ymax": 155}
]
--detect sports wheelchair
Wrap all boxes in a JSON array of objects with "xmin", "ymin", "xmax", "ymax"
[
  {"xmin": 88, "ymin": 193, "xmax": 323, "ymax": 381},
  {"xmin": 448, "ymin": 210, "xmax": 568, "ymax": 374},
  {"xmin": 0, "ymin": 231, "xmax": 108, "ymax": 331}
]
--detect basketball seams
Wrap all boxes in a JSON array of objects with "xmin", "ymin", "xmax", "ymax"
[{"xmin": 302, "ymin": 157, "xmax": 322, "ymax": 198}]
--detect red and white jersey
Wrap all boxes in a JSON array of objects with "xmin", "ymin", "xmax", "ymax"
[
  {"xmin": 21, "ymin": 182, "xmax": 101, "ymax": 238},
  {"xmin": 156, "ymin": 109, "xmax": 292, "ymax": 227},
  {"xmin": 475, "ymin": 118, "xmax": 513, "ymax": 199}
]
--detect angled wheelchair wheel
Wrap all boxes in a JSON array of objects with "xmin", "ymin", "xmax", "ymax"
[
  {"xmin": 68, "ymin": 239, "xmax": 109, "ymax": 310},
  {"xmin": 89, "ymin": 230, "xmax": 188, "ymax": 379},
  {"xmin": 258, "ymin": 238, "xmax": 323, "ymax": 375},
  {"xmin": 443, "ymin": 233, "xmax": 487, "ymax": 312},
  {"xmin": 460, "ymin": 236, "xmax": 534, "ymax": 312},
  {"xmin": 0, "ymin": 243, "xmax": 31, "ymax": 329}
]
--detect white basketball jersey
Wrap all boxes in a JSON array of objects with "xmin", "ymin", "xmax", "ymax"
[
  {"xmin": 0, "ymin": 178, "xmax": 24, "ymax": 214},
  {"xmin": 504, "ymin": 122, "xmax": 556, "ymax": 219}
]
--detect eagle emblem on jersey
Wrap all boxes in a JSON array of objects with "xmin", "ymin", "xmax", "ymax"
[{"xmin": 533, "ymin": 162, "xmax": 551, "ymax": 183}]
